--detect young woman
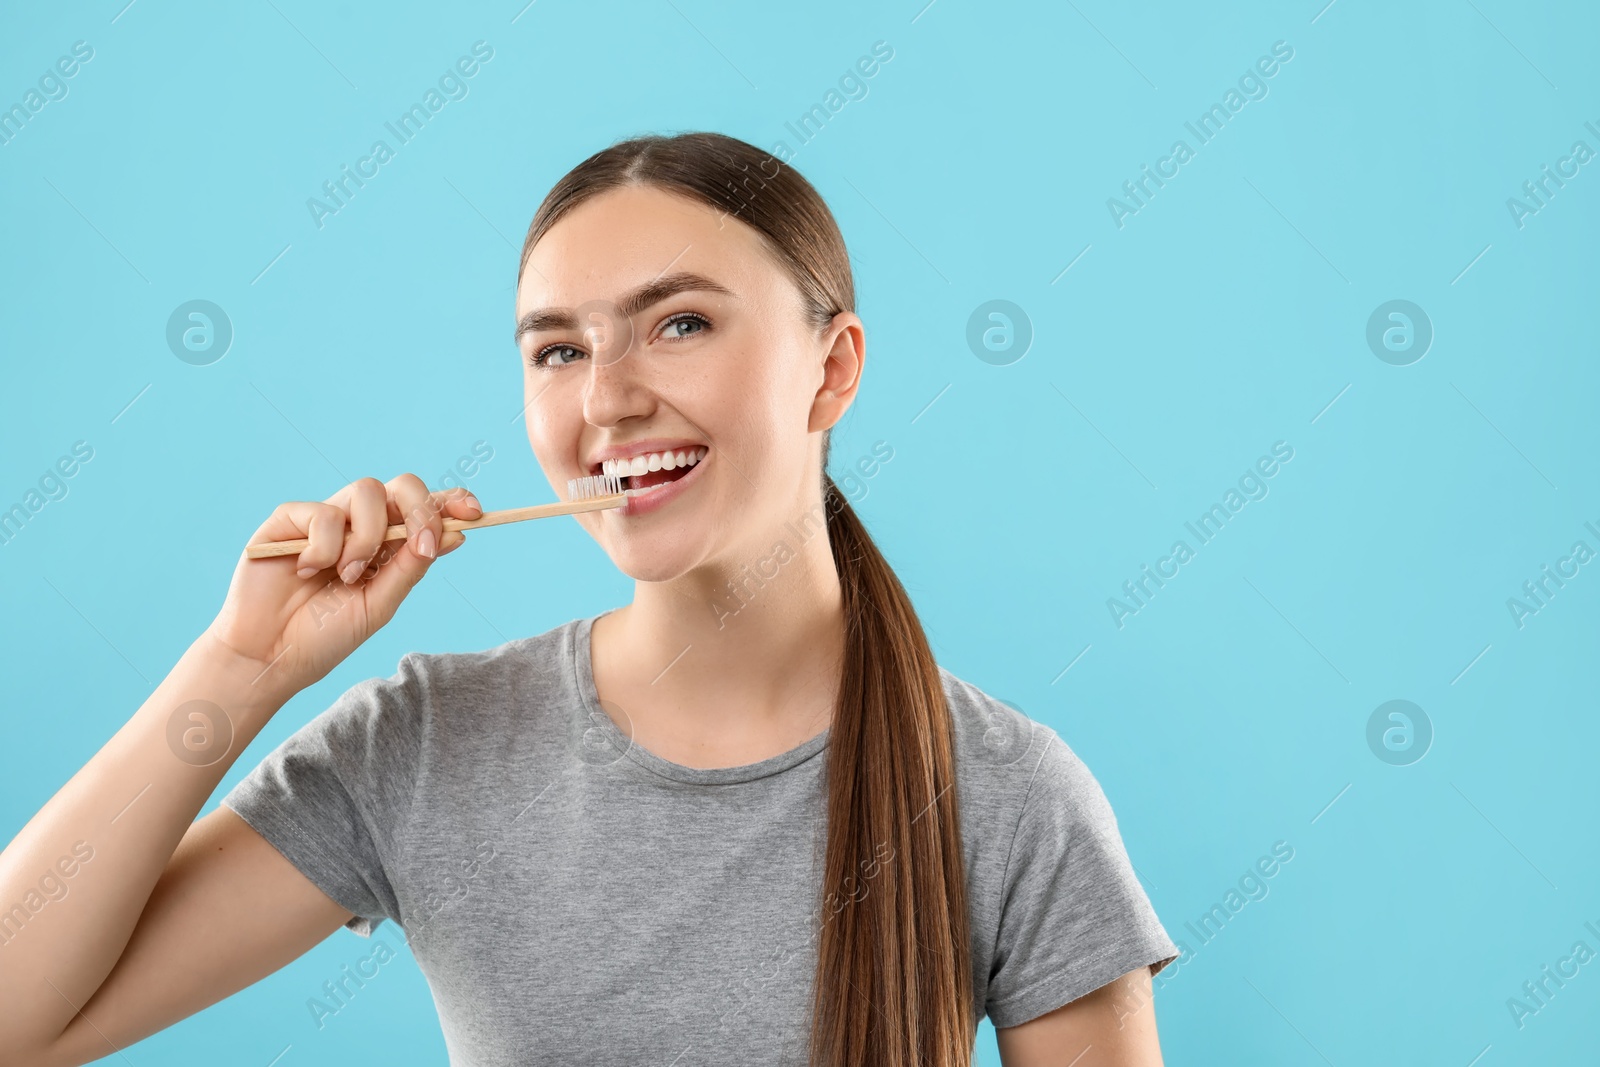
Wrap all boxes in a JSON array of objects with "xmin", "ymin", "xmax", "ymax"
[{"xmin": 0, "ymin": 132, "xmax": 1176, "ymax": 1066}]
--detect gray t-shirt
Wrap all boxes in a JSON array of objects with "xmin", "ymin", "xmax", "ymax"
[{"xmin": 222, "ymin": 611, "xmax": 1177, "ymax": 1063}]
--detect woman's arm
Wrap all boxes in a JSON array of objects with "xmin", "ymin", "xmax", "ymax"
[
  {"xmin": 40, "ymin": 808, "xmax": 352, "ymax": 1066},
  {"xmin": 0, "ymin": 474, "xmax": 472, "ymax": 1064},
  {"xmin": 0, "ymin": 636, "xmax": 355, "ymax": 1064},
  {"xmin": 996, "ymin": 967, "xmax": 1164, "ymax": 1067}
]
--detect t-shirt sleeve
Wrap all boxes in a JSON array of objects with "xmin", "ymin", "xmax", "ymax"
[
  {"xmin": 984, "ymin": 729, "xmax": 1179, "ymax": 1028},
  {"xmin": 220, "ymin": 652, "xmax": 427, "ymax": 937}
]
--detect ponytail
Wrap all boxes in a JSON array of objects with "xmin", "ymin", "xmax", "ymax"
[{"xmin": 809, "ymin": 470, "xmax": 974, "ymax": 1066}]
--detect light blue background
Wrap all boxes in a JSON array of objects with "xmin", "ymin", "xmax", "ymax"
[{"xmin": 3, "ymin": 0, "xmax": 1597, "ymax": 1063}]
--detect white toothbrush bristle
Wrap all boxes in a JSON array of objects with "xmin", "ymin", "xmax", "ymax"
[{"xmin": 567, "ymin": 473, "xmax": 624, "ymax": 501}]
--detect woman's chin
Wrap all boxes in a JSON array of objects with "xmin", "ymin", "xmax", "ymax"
[{"xmin": 604, "ymin": 538, "xmax": 704, "ymax": 585}]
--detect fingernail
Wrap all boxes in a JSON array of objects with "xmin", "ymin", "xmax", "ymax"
[
  {"xmin": 341, "ymin": 560, "xmax": 367, "ymax": 584},
  {"xmin": 465, "ymin": 494, "xmax": 481, "ymax": 513},
  {"xmin": 296, "ymin": 565, "xmax": 319, "ymax": 580},
  {"xmin": 417, "ymin": 528, "xmax": 436, "ymax": 559}
]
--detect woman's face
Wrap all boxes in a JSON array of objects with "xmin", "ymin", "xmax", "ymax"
[{"xmin": 515, "ymin": 183, "xmax": 860, "ymax": 584}]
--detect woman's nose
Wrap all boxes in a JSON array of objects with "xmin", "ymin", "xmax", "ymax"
[
  {"xmin": 574, "ymin": 300, "xmax": 635, "ymax": 368},
  {"xmin": 581, "ymin": 339, "xmax": 653, "ymax": 426},
  {"xmin": 568, "ymin": 297, "xmax": 660, "ymax": 426}
]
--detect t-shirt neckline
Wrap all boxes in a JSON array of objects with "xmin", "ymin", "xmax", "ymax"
[{"xmin": 571, "ymin": 610, "xmax": 831, "ymax": 786}]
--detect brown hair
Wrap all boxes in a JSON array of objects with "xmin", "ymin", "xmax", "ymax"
[{"xmin": 517, "ymin": 132, "xmax": 973, "ymax": 1066}]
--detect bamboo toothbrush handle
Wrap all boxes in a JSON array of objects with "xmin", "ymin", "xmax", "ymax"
[{"xmin": 244, "ymin": 495, "xmax": 624, "ymax": 559}]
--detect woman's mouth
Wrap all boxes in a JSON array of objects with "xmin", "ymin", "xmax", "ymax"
[{"xmin": 593, "ymin": 446, "xmax": 708, "ymax": 517}]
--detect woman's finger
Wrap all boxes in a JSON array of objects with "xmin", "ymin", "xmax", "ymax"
[
  {"xmin": 436, "ymin": 485, "xmax": 483, "ymax": 523},
  {"xmin": 334, "ymin": 478, "xmax": 390, "ymax": 585},
  {"xmin": 293, "ymin": 503, "xmax": 352, "ymax": 579},
  {"xmin": 387, "ymin": 473, "xmax": 440, "ymax": 560},
  {"xmin": 437, "ymin": 529, "xmax": 467, "ymax": 556}
]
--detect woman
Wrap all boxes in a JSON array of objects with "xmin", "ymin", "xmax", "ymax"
[{"xmin": 0, "ymin": 132, "xmax": 1176, "ymax": 1066}]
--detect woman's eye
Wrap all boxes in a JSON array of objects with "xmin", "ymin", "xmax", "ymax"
[
  {"xmin": 661, "ymin": 313, "xmax": 710, "ymax": 340},
  {"xmin": 531, "ymin": 344, "xmax": 584, "ymax": 368}
]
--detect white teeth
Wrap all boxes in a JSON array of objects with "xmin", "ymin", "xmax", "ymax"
[{"xmin": 601, "ymin": 447, "xmax": 706, "ymax": 478}]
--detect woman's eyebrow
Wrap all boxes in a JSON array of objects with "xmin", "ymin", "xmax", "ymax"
[{"xmin": 514, "ymin": 271, "xmax": 736, "ymax": 341}]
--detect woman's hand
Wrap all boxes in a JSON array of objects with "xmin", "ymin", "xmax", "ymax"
[{"xmin": 203, "ymin": 474, "xmax": 478, "ymax": 701}]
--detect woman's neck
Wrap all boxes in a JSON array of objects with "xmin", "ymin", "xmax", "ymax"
[{"xmin": 590, "ymin": 522, "xmax": 845, "ymax": 768}]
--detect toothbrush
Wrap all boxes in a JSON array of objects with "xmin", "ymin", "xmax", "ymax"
[{"xmin": 244, "ymin": 474, "xmax": 625, "ymax": 560}]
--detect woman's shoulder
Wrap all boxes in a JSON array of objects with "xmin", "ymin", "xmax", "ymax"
[
  {"xmin": 307, "ymin": 616, "xmax": 589, "ymax": 748},
  {"xmin": 934, "ymin": 664, "xmax": 1114, "ymax": 830},
  {"xmin": 384, "ymin": 614, "xmax": 587, "ymax": 700},
  {"xmin": 937, "ymin": 664, "xmax": 1057, "ymax": 775},
  {"xmin": 937, "ymin": 664, "xmax": 1176, "ymax": 1021}
]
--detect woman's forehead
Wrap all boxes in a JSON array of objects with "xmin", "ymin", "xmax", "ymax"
[
  {"xmin": 534, "ymin": 187, "xmax": 738, "ymax": 260},
  {"xmin": 516, "ymin": 187, "xmax": 784, "ymax": 315}
]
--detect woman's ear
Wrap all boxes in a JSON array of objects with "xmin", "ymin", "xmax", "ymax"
[{"xmin": 807, "ymin": 312, "xmax": 865, "ymax": 433}]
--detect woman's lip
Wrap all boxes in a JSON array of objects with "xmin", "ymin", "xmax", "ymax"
[{"xmin": 613, "ymin": 449, "xmax": 708, "ymax": 517}]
